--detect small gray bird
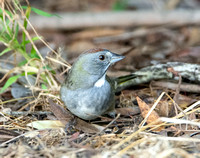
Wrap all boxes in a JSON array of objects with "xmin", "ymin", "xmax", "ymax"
[{"xmin": 60, "ymin": 48, "xmax": 124, "ymax": 120}]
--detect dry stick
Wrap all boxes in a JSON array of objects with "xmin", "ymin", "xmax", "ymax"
[
  {"xmin": 46, "ymin": 56, "xmax": 71, "ymax": 69},
  {"xmin": 3, "ymin": 111, "xmax": 52, "ymax": 116},
  {"xmin": 128, "ymin": 103, "xmax": 200, "ymax": 146},
  {"xmin": 20, "ymin": 4, "xmax": 71, "ymax": 88},
  {"xmin": 171, "ymin": 74, "xmax": 188, "ymax": 126},
  {"xmin": 172, "ymin": 74, "xmax": 182, "ymax": 116},
  {"xmin": 139, "ymin": 92, "xmax": 165, "ymax": 128},
  {"xmin": 160, "ymin": 117, "xmax": 200, "ymax": 127},
  {"xmin": 94, "ymin": 27, "xmax": 170, "ymax": 43},
  {"xmin": 113, "ymin": 118, "xmax": 200, "ymax": 154},
  {"xmin": 0, "ymin": 96, "xmax": 34, "ymax": 105},
  {"xmin": 0, "ymin": 68, "xmax": 19, "ymax": 84},
  {"xmin": 25, "ymin": 10, "xmax": 70, "ymax": 67},
  {"xmin": 30, "ymin": 10, "xmax": 200, "ymax": 30},
  {"xmin": 151, "ymin": 81, "xmax": 200, "ymax": 93},
  {"xmin": 112, "ymin": 123, "xmax": 153, "ymax": 150},
  {"xmin": 0, "ymin": 129, "xmax": 47, "ymax": 147},
  {"xmin": 17, "ymin": 2, "xmax": 71, "ymax": 85},
  {"xmin": 115, "ymin": 137, "xmax": 147, "ymax": 156},
  {"xmin": 156, "ymin": 148, "xmax": 195, "ymax": 158},
  {"xmin": 165, "ymin": 93, "xmax": 187, "ymax": 118},
  {"xmin": 80, "ymin": 113, "xmax": 121, "ymax": 145},
  {"xmin": 115, "ymin": 62, "xmax": 200, "ymax": 92},
  {"xmin": 147, "ymin": 97, "xmax": 200, "ymax": 132},
  {"xmin": 113, "ymin": 100, "xmax": 200, "ymax": 151},
  {"xmin": 18, "ymin": 98, "xmax": 38, "ymax": 111},
  {"xmin": 177, "ymin": 100, "xmax": 200, "ymax": 118},
  {"xmin": 0, "ymin": 132, "xmax": 28, "ymax": 147}
]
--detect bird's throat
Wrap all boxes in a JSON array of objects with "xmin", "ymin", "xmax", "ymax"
[{"xmin": 94, "ymin": 74, "xmax": 106, "ymax": 88}]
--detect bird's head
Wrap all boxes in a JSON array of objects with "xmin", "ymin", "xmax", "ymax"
[
  {"xmin": 75, "ymin": 48, "xmax": 124, "ymax": 76},
  {"xmin": 66, "ymin": 48, "xmax": 125, "ymax": 89}
]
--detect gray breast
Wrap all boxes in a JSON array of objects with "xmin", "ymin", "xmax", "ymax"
[{"xmin": 60, "ymin": 81, "xmax": 114, "ymax": 120}]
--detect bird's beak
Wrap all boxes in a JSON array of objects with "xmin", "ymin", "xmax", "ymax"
[{"xmin": 110, "ymin": 52, "xmax": 125, "ymax": 64}]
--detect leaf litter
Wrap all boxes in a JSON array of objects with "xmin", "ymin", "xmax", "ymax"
[{"xmin": 1, "ymin": 0, "xmax": 200, "ymax": 158}]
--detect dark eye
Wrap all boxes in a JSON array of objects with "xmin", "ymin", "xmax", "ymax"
[{"xmin": 99, "ymin": 55, "xmax": 105, "ymax": 61}]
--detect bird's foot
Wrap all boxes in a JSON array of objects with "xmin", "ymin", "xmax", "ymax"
[
  {"xmin": 64, "ymin": 117, "xmax": 77, "ymax": 135},
  {"xmin": 107, "ymin": 110, "xmax": 116, "ymax": 118}
]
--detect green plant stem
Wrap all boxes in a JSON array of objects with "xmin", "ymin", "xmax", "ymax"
[
  {"xmin": 16, "ymin": 47, "xmax": 31, "ymax": 61},
  {"xmin": 1, "ymin": 36, "xmax": 35, "ymax": 67}
]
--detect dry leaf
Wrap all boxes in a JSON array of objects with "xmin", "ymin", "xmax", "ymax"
[
  {"xmin": 136, "ymin": 96, "xmax": 163, "ymax": 131},
  {"xmin": 27, "ymin": 120, "xmax": 64, "ymax": 129},
  {"xmin": 48, "ymin": 99, "xmax": 100, "ymax": 133},
  {"xmin": 176, "ymin": 94, "xmax": 196, "ymax": 109},
  {"xmin": 157, "ymin": 101, "xmax": 169, "ymax": 117},
  {"xmin": 115, "ymin": 107, "xmax": 140, "ymax": 116}
]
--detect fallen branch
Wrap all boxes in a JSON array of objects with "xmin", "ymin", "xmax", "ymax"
[
  {"xmin": 3, "ymin": 111, "xmax": 53, "ymax": 116},
  {"xmin": 151, "ymin": 81, "xmax": 200, "ymax": 93},
  {"xmin": 30, "ymin": 10, "xmax": 200, "ymax": 30},
  {"xmin": 115, "ymin": 62, "xmax": 200, "ymax": 92}
]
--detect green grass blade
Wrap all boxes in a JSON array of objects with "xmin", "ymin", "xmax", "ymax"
[
  {"xmin": 24, "ymin": 36, "xmax": 40, "ymax": 45},
  {"xmin": 22, "ymin": 5, "xmax": 31, "ymax": 51},
  {"xmin": 22, "ymin": 6, "xmax": 60, "ymax": 17},
  {"xmin": 0, "ymin": 8, "xmax": 13, "ymax": 17},
  {"xmin": 14, "ymin": 23, "xmax": 19, "ymax": 39},
  {"xmin": 0, "ymin": 47, "xmax": 11, "ymax": 56},
  {"xmin": 112, "ymin": 0, "xmax": 127, "ymax": 11},
  {"xmin": 41, "ymin": 84, "xmax": 47, "ymax": 90},
  {"xmin": 0, "ymin": 75, "xmax": 21, "ymax": 94},
  {"xmin": 30, "ymin": 46, "xmax": 38, "ymax": 58}
]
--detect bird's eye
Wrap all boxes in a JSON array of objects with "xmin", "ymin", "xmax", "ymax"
[{"xmin": 99, "ymin": 55, "xmax": 105, "ymax": 61}]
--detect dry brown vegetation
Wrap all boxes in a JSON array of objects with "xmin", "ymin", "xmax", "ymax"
[{"xmin": 1, "ymin": 0, "xmax": 200, "ymax": 157}]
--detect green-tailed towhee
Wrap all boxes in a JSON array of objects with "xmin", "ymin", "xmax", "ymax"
[{"xmin": 60, "ymin": 48, "xmax": 124, "ymax": 120}]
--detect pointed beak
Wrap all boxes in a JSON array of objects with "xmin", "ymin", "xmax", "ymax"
[{"xmin": 110, "ymin": 53, "xmax": 125, "ymax": 64}]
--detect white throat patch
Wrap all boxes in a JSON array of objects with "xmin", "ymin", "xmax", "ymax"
[{"xmin": 94, "ymin": 74, "xmax": 106, "ymax": 87}]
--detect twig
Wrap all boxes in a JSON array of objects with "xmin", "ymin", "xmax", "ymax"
[
  {"xmin": 151, "ymin": 81, "xmax": 200, "ymax": 93},
  {"xmin": 94, "ymin": 27, "xmax": 169, "ymax": 43},
  {"xmin": 3, "ymin": 111, "xmax": 52, "ymax": 116},
  {"xmin": 30, "ymin": 10, "xmax": 200, "ymax": 30},
  {"xmin": 80, "ymin": 113, "xmax": 120, "ymax": 145},
  {"xmin": 116, "ymin": 62, "xmax": 200, "ymax": 92}
]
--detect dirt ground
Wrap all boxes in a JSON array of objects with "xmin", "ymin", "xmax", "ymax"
[{"xmin": 1, "ymin": 0, "xmax": 200, "ymax": 157}]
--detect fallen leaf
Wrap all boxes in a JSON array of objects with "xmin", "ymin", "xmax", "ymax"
[
  {"xmin": 116, "ymin": 107, "xmax": 140, "ymax": 116},
  {"xmin": 157, "ymin": 101, "xmax": 169, "ymax": 117},
  {"xmin": 136, "ymin": 96, "xmax": 164, "ymax": 131},
  {"xmin": 48, "ymin": 99, "xmax": 100, "ymax": 133},
  {"xmin": 27, "ymin": 120, "xmax": 64, "ymax": 129}
]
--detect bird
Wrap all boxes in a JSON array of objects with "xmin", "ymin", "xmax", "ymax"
[{"xmin": 60, "ymin": 48, "xmax": 125, "ymax": 120}]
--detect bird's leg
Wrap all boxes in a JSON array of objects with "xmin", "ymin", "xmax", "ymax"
[
  {"xmin": 107, "ymin": 110, "xmax": 116, "ymax": 118},
  {"xmin": 64, "ymin": 116, "xmax": 77, "ymax": 135},
  {"xmin": 107, "ymin": 110, "xmax": 118, "ymax": 126}
]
